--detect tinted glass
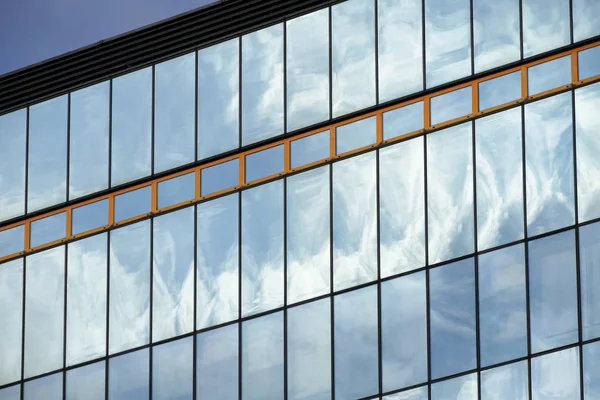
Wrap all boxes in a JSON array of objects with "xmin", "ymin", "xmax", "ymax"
[
  {"xmin": 481, "ymin": 361, "xmax": 528, "ymax": 400},
  {"xmin": 584, "ymin": 341, "xmax": 600, "ymax": 398},
  {"xmin": 579, "ymin": 222, "xmax": 600, "ymax": 340},
  {"xmin": 531, "ymin": 347, "xmax": 580, "ymax": 400},
  {"xmin": 0, "ymin": 109, "xmax": 26, "ymax": 221},
  {"xmin": 72, "ymin": 199, "xmax": 109, "ymax": 235},
  {"xmin": 290, "ymin": 130, "xmax": 330, "ymax": 169},
  {"xmin": 30, "ymin": 211, "xmax": 66, "ymax": 248},
  {"xmin": 0, "ymin": 259, "xmax": 22, "ymax": 386},
  {"xmin": 573, "ymin": 0, "xmax": 600, "ymax": 41},
  {"xmin": 478, "ymin": 71, "xmax": 521, "ymax": 111},
  {"xmin": 201, "ymin": 159, "xmax": 239, "ymax": 196},
  {"xmin": 0, "ymin": 385, "xmax": 20, "ymax": 400},
  {"xmin": 152, "ymin": 337, "xmax": 193, "ymax": 400},
  {"xmin": 114, "ymin": 185, "xmax": 151, "ymax": 222},
  {"xmin": 431, "ymin": 373, "xmax": 477, "ymax": 400},
  {"xmin": 196, "ymin": 324, "xmax": 238, "ymax": 400},
  {"xmin": 157, "ymin": 173, "xmax": 195, "ymax": 210},
  {"xmin": 66, "ymin": 361, "xmax": 105, "ymax": 400},
  {"xmin": 522, "ymin": 0, "xmax": 570, "ymax": 57},
  {"xmin": 383, "ymin": 387, "xmax": 428, "ymax": 400},
  {"xmin": 382, "ymin": 101, "xmax": 424, "ymax": 140},
  {"xmin": 23, "ymin": 372, "xmax": 62, "ymax": 400},
  {"xmin": 245, "ymin": 145, "xmax": 284, "ymax": 183},
  {"xmin": 0, "ymin": 225, "xmax": 24, "ymax": 258},
  {"xmin": 430, "ymin": 86, "xmax": 472, "ymax": 126},
  {"xmin": 108, "ymin": 348, "xmax": 149, "ymax": 400},
  {"xmin": 578, "ymin": 46, "xmax": 600, "ymax": 81},
  {"xmin": 336, "ymin": 116, "xmax": 376, "ymax": 154},
  {"xmin": 528, "ymin": 56, "xmax": 571, "ymax": 95}
]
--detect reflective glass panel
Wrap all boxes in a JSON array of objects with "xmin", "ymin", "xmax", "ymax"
[
  {"xmin": 24, "ymin": 246, "xmax": 64, "ymax": 378},
  {"xmin": 287, "ymin": 166, "xmax": 330, "ymax": 304},
  {"xmin": 0, "ymin": 108, "xmax": 26, "ymax": 221},
  {"xmin": 287, "ymin": 298, "xmax": 331, "ymax": 400},
  {"xmin": 152, "ymin": 336, "xmax": 193, "ymax": 400},
  {"xmin": 579, "ymin": 222, "xmax": 600, "ymax": 340},
  {"xmin": 529, "ymin": 230, "xmax": 578, "ymax": 353},
  {"xmin": 24, "ymin": 372, "xmax": 62, "ymax": 400},
  {"xmin": 0, "ymin": 259, "xmax": 22, "ymax": 386},
  {"xmin": 430, "ymin": 258, "xmax": 476, "ymax": 380},
  {"xmin": 332, "ymin": 0, "xmax": 376, "ymax": 117},
  {"xmin": 425, "ymin": 0, "xmax": 471, "ymax": 88},
  {"xmin": 108, "ymin": 348, "xmax": 149, "ymax": 400},
  {"xmin": 286, "ymin": 8, "xmax": 329, "ymax": 132},
  {"xmin": 427, "ymin": 122, "xmax": 474, "ymax": 264},
  {"xmin": 378, "ymin": 0, "xmax": 423, "ymax": 102},
  {"xmin": 241, "ymin": 181, "xmax": 284, "ymax": 316},
  {"xmin": 336, "ymin": 116, "xmax": 376, "ymax": 154},
  {"xmin": 245, "ymin": 145, "xmax": 284, "ymax": 183},
  {"xmin": 531, "ymin": 347, "xmax": 580, "ymax": 400},
  {"xmin": 584, "ymin": 341, "xmax": 600, "ymax": 398},
  {"xmin": 72, "ymin": 199, "xmax": 109, "ymax": 235},
  {"xmin": 0, "ymin": 225, "xmax": 24, "ymax": 258},
  {"xmin": 381, "ymin": 271, "xmax": 427, "ymax": 392},
  {"xmin": 109, "ymin": 221, "xmax": 150, "ymax": 354},
  {"xmin": 475, "ymin": 108, "xmax": 524, "ymax": 250},
  {"xmin": 528, "ymin": 56, "xmax": 571, "ymax": 95},
  {"xmin": 66, "ymin": 234, "xmax": 107, "ymax": 366},
  {"xmin": 379, "ymin": 137, "xmax": 425, "ymax": 277},
  {"xmin": 153, "ymin": 208, "xmax": 194, "ymax": 342},
  {"xmin": 334, "ymin": 285, "xmax": 378, "ymax": 400},
  {"xmin": 473, "ymin": 0, "xmax": 520, "ymax": 73},
  {"xmin": 196, "ymin": 324, "xmax": 238, "ymax": 400},
  {"xmin": 69, "ymin": 81, "xmax": 109, "ymax": 199},
  {"xmin": 382, "ymin": 101, "xmax": 424, "ymax": 140},
  {"xmin": 198, "ymin": 38, "xmax": 239, "ymax": 160},
  {"xmin": 242, "ymin": 24, "xmax": 283, "ymax": 145},
  {"xmin": 111, "ymin": 67, "xmax": 152, "ymax": 186},
  {"xmin": 481, "ymin": 361, "xmax": 528, "ymax": 400},
  {"xmin": 114, "ymin": 185, "xmax": 151, "ymax": 222},
  {"xmin": 522, "ymin": 0, "xmax": 570, "ymax": 57},
  {"xmin": 333, "ymin": 152, "xmax": 377, "ymax": 290},
  {"xmin": 201, "ymin": 159, "xmax": 239, "ymax": 196},
  {"xmin": 30, "ymin": 212, "xmax": 66, "ymax": 248},
  {"xmin": 156, "ymin": 172, "xmax": 195, "ymax": 210},
  {"xmin": 66, "ymin": 361, "xmax": 105, "ymax": 400},
  {"xmin": 430, "ymin": 86, "xmax": 472, "ymax": 126},
  {"xmin": 525, "ymin": 92, "xmax": 574, "ymax": 235},
  {"xmin": 290, "ymin": 130, "xmax": 330, "ymax": 169},
  {"xmin": 431, "ymin": 373, "xmax": 477, "ymax": 400},
  {"xmin": 578, "ymin": 46, "xmax": 600, "ymax": 81},
  {"xmin": 478, "ymin": 71, "xmax": 521, "ymax": 111},
  {"xmin": 0, "ymin": 385, "xmax": 20, "ymax": 400},
  {"xmin": 197, "ymin": 193, "xmax": 239, "ymax": 329},
  {"xmin": 478, "ymin": 244, "xmax": 527, "ymax": 366},
  {"xmin": 573, "ymin": 0, "xmax": 600, "ymax": 42},
  {"xmin": 242, "ymin": 312, "xmax": 284, "ymax": 400},
  {"xmin": 28, "ymin": 95, "xmax": 67, "ymax": 212},
  {"xmin": 154, "ymin": 53, "xmax": 195, "ymax": 173},
  {"xmin": 383, "ymin": 386, "xmax": 428, "ymax": 400}
]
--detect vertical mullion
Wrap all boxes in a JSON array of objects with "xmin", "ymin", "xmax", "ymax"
[
  {"xmin": 471, "ymin": 121, "xmax": 481, "ymax": 400},
  {"xmin": 422, "ymin": 0, "xmax": 427, "ymax": 90},
  {"xmin": 24, "ymin": 107, "xmax": 29, "ymax": 216},
  {"xmin": 519, "ymin": 0, "xmax": 524, "ymax": 60},
  {"xmin": 21, "ymin": 107, "xmax": 29, "ymax": 400},
  {"xmin": 62, "ymin": 243, "xmax": 68, "ymax": 400},
  {"xmin": 569, "ymin": 0, "xmax": 574, "ymax": 44},
  {"xmin": 238, "ymin": 192, "xmax": 243, "ymax": 400},
  {"xmin": 149, "ymin": 218, "xmax": 154, "ymax": 400},
  {"xmin": 193, "ymin": 204, "xmax": 198, "ymax": 400},
  {"xmin": 108, "ymin": 80, "xmax": 113, "ymax": 189},
  {"xmin": 283, "ymin": 18, "xmax": 288, "ymax": 136},
  {"xmin": 283, "ymin": 177, "xmax": 288, "ymax": 400},
  {"xmin": 329, "ymin": 162, "xmax": 335, "ymax": 400},
  {"xmin": 376, "ymin": 148, "xmax": 383, "ymax": 397},
  {"xmin": 238, "ymin": 38, "xmax": 243, "ymax": 149},
  {"xmin": 521, "ymin": 103, "xmax": 532, "ymax": 400},
  {"xmin": 374, "ymin": 0, "xmax": 380, "ymax": 105},
  {"xmin": 105, "ymin": 230, "xmax": 111, "ymax": 400},
  {"xmin": 423, "ymin": 132, "xmax": 431, "ymax": 397},
  {"xmin": 20, "ymin": 256, "xmax": 26, "ymax": 400},
  {"xmin": 328, "ymin": 6, "xmax": 333, "ymax": 121},
  {"xmin": 194, "ymin": 51, "xmax": 199, "ymax": 163},
  {"xmin": 151, "ymin": 65, "xmax": 156, "ymax": 177},
  {"xmin": 66, "ymin": 93, "xmax": 71, "ymax": 203},
  {"xmin": 469, "ymin": 0, "xmax": 475, "ymax": 76}
]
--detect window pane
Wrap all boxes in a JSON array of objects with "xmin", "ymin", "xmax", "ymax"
[
  {"xmin": 525, "ymin": 92, "xmax": 574, "ymax": 235},
  {"xmin": 0, "ymin": 108, "xmax": 26, "ymax": 221},
  {"xmin": 334, "ymin": 285, "xmax": 378, "ymax": 400},
  {"xmin": 242, "ymin": 24, "xmax": 283, "ymax": 145},
  {"xmin": 332, "ymin": 0, "xmax": 376, "ymax": 117},
  {"xmin": 157, "ymin": 173, "xmax": 195, "ymax": 210},
  {"xmin": 152, "ymin": 337, "xmax": 193, "ymax": 400},
  {"xmin": 478, "ymin": 244, "xmax": 527, "ymax": 366},
  {"xmin": 154, "ymin": 53, "xmax": 195, "ymax": 173},
  {"xmin": 0, "ymin": 259, "xmax": 22, "ymax": 386},
  {"xmin": 111, "ymin": 67, "xmax": 152, "ymax": 186},
  {"xmin": 478, "ymin": 71, "xmax": 521, "ymax": 111},
  {"xmin": 481, "ymin": 361, "xmax": 528, "ymax": 400},
  {"xmin": 383, "ymin": 386, "xmax": 428, "ymax": 400},
  {"xmin": 531, "ymin": 348, "xmax": 580, "ymax": 400},
  {"xmin": 573, "ymin": 0, "xmax": 600, "ymax": 42},
  {"xmin": 529, "ymin": 230, "xmax": 578, "ymax": 353},
  {"xmin": 381, "ymin": 271, "xmax": 427, "ymax": 392},
  {"xmin": 430, "ymin": 86, "xmax": 472, "ymax": 126},
  {"xmin": 114, "ymin": 185, "xmax": 151, "ymax": 222},
  {"xmin": 584, "ymin": 341, "xmax": 600, "ymax": 398},
  {"xmin": 196, "ymin": 324, "xmax": 238, "ymax": 400},
  {"xmin": 0, "ymin": 384, "xmax": 20, "ymax": 400},
  {"xmin": 245, "ymin": 145, "xmax": 284, "ymax": 183},
  {"xmin": 24, "ymin": 372, "xmax": 62, "ymax": 400},
  {"xmin": 475, "ymin": 108, "xmax": 524, "ymax": 250},
  {"xmin": 286, "ymin": 8, "xmax": 329, "ymax": 132},
  {"xmin": 0, "ymin": 225, "xmax": 24, "ymax": 258},
  {"xmin": 197, "ymin": 194, "xmax": 239, "ymax": 329},
  {"xmin": 109, "ymin": 221, "xmax": 150, "ymax": 354},
  {"xmin": 108, "ymin": 348, "xmax": 149, "ymax": 400},
  {"xmin": 522, "ymin": 0, "xmax": 570, "ymax": 57},
  {"xmin": 336, "ymin": 116, "xmax": 376, "ymax": 155},
  {"xmin": 287, "ymin": 298, "xmax": 331, "ymax": 400},
  {"xmin": 72, "ymin": 199, "xmax": 109, "ymax": 235},
  {"xmin": 69, "ymin": 81, "xmax": 109, "ymax": 199},
  {"xmin": 66, "ymin": 234, "xmax": 107, "ymax": 366},
  {"xmin": 287, "ymin": 166, "xmax": 330, "ymax": 304},
  {"xmin": 201, "ymin": 159, "xmax": 239, "ymax": 196},
  {"xmin": 427, "ymin": 123, "xmax": 474, "ymax": 264},
  {"xmin": 425, "ymin": 0, "xmax": 471, "ymax": 88},
  {"xmin": 528, "ymin": 56, "xmax": 571, "ymax": 95},
  {"xmin": 66, "ymin": 361, "xmax": 105, "ymax": 400},
  {"xmin": 430, "ymin": 258, "xmax": 476, "ymax": 379},
  {"xmin": 431, "ymin": 373, "xmax": 477, "ymax": 400},
  {"xmin": 30, "ymin": 212, "xmax": 66, "ymax": 248},
  {"xmin": 578, "ymin": 46, "xmax": 600, "ymax": 81},
  {"xmin": 333, "ymin": 152, "xmax": 377, "ymax": 290},
  {"xmin": 28, "ymin": 95, "xmax": 67, "ymax": 212},
  {"xmin": 579, "ymin": 221, "xmax": 600, "ymax": 340},
  {"xmin": 241, "ymin": 181, "xmax": 284, "ymax": 316},
  {"xmin": 290, "ymin": 130, "xmax": 330, "ymax": 169},
  {"xmin": 242, "ymin": 312, "xmax": 284, "ymax": 400},
  {"xmin": 382, "ymin": 101, "xmax": 424, "ymax": 140}
]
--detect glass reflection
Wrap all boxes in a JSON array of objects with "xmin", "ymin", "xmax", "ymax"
[
  {"xmin": 382, "ymin": 101, "xmax": 423, "ymax": 140},
  {"xmin": 573, "ymin": 0, "xmax": 600, "ymax": 42},
  {"xmin": 522, "ymin": 0, "xmax": 570, "ymax": 57},
  {"xmin": 531, "ymin": 347, "xmax": 580, "ymax": 400},
  {"xmin": 381, "ymin": 272, "xmax": 427, "ymax": 392},
  {"xmin": 152, "ymin": 208, "xmax": 194, "ymax": 342},
  {"xmin": 525, "ymin": 92, "xmax": 574, "ymax": 235},
  {"xmin": 336, "ymin": 116, "xmax": 376, "ymax": 154},
  {"xmin": 156, "ymin": 173, "xmax": 195, "ymax": 210},
  {"xmin": 67, "ymin": 234, "xmax": 107, "ymax": 366},
  {"xmin": 379, "ymin": 137, "xmax": 425, "ymax": 277},
  {"xmin": 0, "ymin": 385, "xmax": 20, "ymax": 400},
  {"xmin": 108, "ymin": 349, "xmax": 149, "ymax": 400},
  {"xmin": 528, "ymin": 56, "xmax": 571, "ymax": 95},
  {"xmin": 287, "ymin": 166, "xmax": 330, "ymax": 304},
  {"xmin": 431, "ymin": 373, "xmax": 477, "ymax": 400},
  {"xmin": 242, "ymin": 181, "xmax": 283, "ymax": 316},
  {"xmin": 425, "ymin": 0, "xmax": 471, "ymax": 88},
  {"xmin": 24, "ymin": 246, "xmax": 64, "ymax": 378},
  {"xmin": 0, "ymin": 259, "xmax": 22, "ymax": 386},
  {"xmin": 427, "ymin": 123, "xmax": 474, "ymax": 264},
  {"xmin": 154, "ymin": 53, "xmax": 195, "ymax": 173},
  {"xmin": 66, "ymin": 361, "xmax": 105, "ymax": 400},
  {"xmin": 196, "ymin": 324, "xmax": 238, "ymax": 400},
  {"xmin": 152, "ymin": 337, "xmax": 193, "ymax": 400},
  {"xmin": 72, "ymin": 199, "xmax": 109, "ymax": 235},
  {"xmin": 69, "ymin": 82, "xmax": 109, "ymax": 199},
  {"xmin": 584, "ymin": 341, "xmax": 600, "ymax": 398},
  {"xmin": 286, "ymin": 8, "xmax": 329, "ymax": 132},
  {"xmin": 24, "ymin": 372, "xmax": 62, "ymax": 400},
  {"xmin": 109, "ymin": 221, "xmax": 150, "ymax": 354},
  {"xmin": 478, "ymin": 71, "xmax": 521, "ymax": 111},
  {"xmin": 481, "ymin": 361, "xmax": 528, "ymax": 400},
  {"xmin": 383, "ymin": 386, "xmax": 428, "ymax": 400},
  {"xmin": 0, "ymin": 225, "xmax": 24, "ymax": 258},
  {"xmin": 197, "ymin": 194, "xmax": 239, "ymax": 329},
  {"xmin": 287, "ymin": 299, "xmax": 331, "ymax": 400},
  {"xmin": 475, "ymin": 108, "xmax": 524, "ymax": 250},
  {"xmin": 242, "ymin": 312, "xmax": 284, "ymax": 400},
  {"xmin": 430, "ymin": 258, "xmax": 476, "ymax": 380},
  {"xmin": 578, "ymin": 46, "xmax": 600, "ymax": 81},
  {"xmin": 333, "ymin": 152, "xmax": 377, "ymax": 290},
  {"xmin": 332, "ymin": 0, "xmax": 376, "ymax": 117},
  {"xmin": 529, "ymin": 230, "xmax": 578, "ymax": 353},
  {"xmin": 111, "ymin": 67, "xmax": 152, "ymax": 186},
  {"xmin": 30, "ymin": 211, "xmax": 66, "ymax": 248},
  {"xmin": 245, "ymin": 145, "xmax": 284, "ymax": 183},
  {"xmin": 430, "ymin": 86, "xmax": 472, "ymax": 126},
  {"xmin": 290, "ymin": 130, "xmax": 330, "ymax": 169},
  {"xmin": 0, "ymin": 108, "xmax": 26, "ymax": 221},
  {"xmin": 242, "ymin": 24, "xmax": 284, "ymax": 145},
  {"xmin": 114, "ymin": 185, "xmax": 151, "ymax": 222},
  {"xmin": 28, "ymin": 95, "xmax": 67, "ymax": 212},
  {"xmin": 201, "ymin": 159, "xmax": 239, "ymax": 196},
  {"xmin": 579, "ymin": 222, "xmax": 600, "ymax": 340}
]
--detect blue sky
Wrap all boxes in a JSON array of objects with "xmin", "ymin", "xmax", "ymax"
[{"xmin": 0, "ymin": 0, "xmax": 216, "ymax": 76}]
